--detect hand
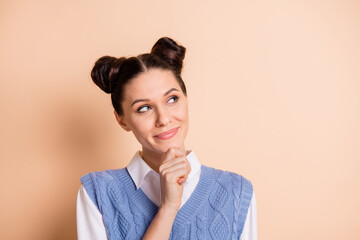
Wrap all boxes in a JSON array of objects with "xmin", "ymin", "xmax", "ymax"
[
  {"xmin": 142, "ymin": 148, "xmax": 191, "ymax": 240},
  {"xmin": 158, "ymin": 148, "xmax": 191, "ymax": 211}
]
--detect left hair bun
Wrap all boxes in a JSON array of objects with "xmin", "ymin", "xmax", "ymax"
[{"xmin": 150, "ymin": 37, "xmax": 186, "ymax": 75}]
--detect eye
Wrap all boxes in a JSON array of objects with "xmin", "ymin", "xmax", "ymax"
[
  {"xmin": 167, "ymin": 96, "xmax": 178, "ymax": 104},
  {"xmin": 137, "ymin": 105, "xmax": 151, "ymax": 113}
]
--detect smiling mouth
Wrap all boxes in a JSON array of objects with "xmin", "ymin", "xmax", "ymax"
[{"xmin": 154, "ymin": 127, "xmax": 179, "ymax": 140}]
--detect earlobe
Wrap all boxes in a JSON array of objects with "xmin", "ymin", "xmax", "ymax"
[{"xmin": 114, "ymin": 111, "xmax": 131, "ymax": 132}]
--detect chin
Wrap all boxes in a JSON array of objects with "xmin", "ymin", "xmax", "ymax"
[
  {"xmin": 166, "ymin": 141, "xmax": 185, "ymax": 152},
  {"xmin": 154, "ymin": 141, "xmax": 184, "ymax": 154}
]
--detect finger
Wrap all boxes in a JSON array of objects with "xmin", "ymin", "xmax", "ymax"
[
  {"xmin": 163, "ymin": 167, "xmax": 189, "ymax": 184},
  {"xmin": 186, "ymin": 160, "xmax": 191, "ymax": 174},
  {"xmin": 164, "ymin": 148, "xmax": 176, "ymax": 162},
  {"xmin": 163, "ymin": 148, "xmax": 185, "ymax": 163},
  {"xmin": 160, "ymin": 156, "xmax": 188, "ymax": 171},
  {"xmin": 160, "ymin": 156, "xmax": 191, "ymax": 180},
  {"xmin": 172, "ymin": 148, "xmax": 186, "ymax": 157},
  {"xmin": 168, "ymin": 147, "xmax": 186, "ymax": 156},
  {"xmin": 160, "ymin": 159, "xmax": 189, "ymax": 176},
  {"xmin": 181, "ymin": 161, "xmax": 191, "ymax": 183},
  {"xmin": 178, "ymin": 161, "xmax": 191, "ymax": 184},
  {"xmin": 177, "ymin": 177, "xmax": 186, "ymax": 184}
]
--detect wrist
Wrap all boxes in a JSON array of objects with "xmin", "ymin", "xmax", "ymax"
[{"xmin": 158, "ymin": 204, "xmax": 179, "ymax": 219}]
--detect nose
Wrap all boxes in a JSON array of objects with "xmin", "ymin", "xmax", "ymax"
[{"xmin": 155, "ymin": 107, "xmax": 170, "ymax": 127}]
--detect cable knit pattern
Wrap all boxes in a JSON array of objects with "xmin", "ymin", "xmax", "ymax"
[
  {"xmin": 209, "ymin": 181, "xmax": 228, "ymax": 210},
  {"xmin": 108, "ymin": 183, "xmax": 131, "ymax": 239},
  {"xmin": 114, "ymin": 211, "xmax": 130, "ymax": 239},
  {"xmin": 230, "ymin": 172, "xmax": 253, "ymax": 237},
  {"xmin": 231, "ymin": 174, "xmax": 242, "ymax": 240},
  {"xmin": 196, "ymin": 217, "xmax": 205, "ymax": 238},
  {"xmin": 209, "ymin": 178, "xmax": 230, "ymax": 239},
  {"xmin": 81, "ymin": 166, "xmax": 253, "ymax": 240},
  {"xmin": 195, "ymin": 207, "xmax": 206, "ymax": 240},
  {"xmin": 129, "ymin": 202, "xmax": 147, "ymax": 237}
]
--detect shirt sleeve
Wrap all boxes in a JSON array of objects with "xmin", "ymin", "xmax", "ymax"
[
  {"xmin": 239, "ymin": 192, "xmax": 257, "ymax": 240},
  {"xmin": 76, "ymin": 184, "xmax": 108, "ymax": 240}
]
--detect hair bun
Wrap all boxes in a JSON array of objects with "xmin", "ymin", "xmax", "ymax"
[
  {"xmin": 91, "ymin": 56, "xmax": 125, "ymax": 93},
  {"xmin": 150, "ymin": 37, "xmax": 186, "ymax": 75}
]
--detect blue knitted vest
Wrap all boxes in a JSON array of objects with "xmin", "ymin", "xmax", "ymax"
[{"xmin": 81, "ymin": 165, "xmax": 253, "ymax": 240}]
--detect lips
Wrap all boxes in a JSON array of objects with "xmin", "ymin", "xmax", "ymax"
[{"xmin": 154, "ymin": 127, "xmax": 179, "ymax": 140}]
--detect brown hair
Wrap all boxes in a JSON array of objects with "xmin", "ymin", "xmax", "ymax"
[{"xmin": 90, "ymin": 37, "xmax": 187, "ymax": 115}]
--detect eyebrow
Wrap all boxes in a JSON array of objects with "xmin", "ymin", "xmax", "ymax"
[{"xmin": 131, "ymin": 88, "xmax": 179, "ymax": 107}]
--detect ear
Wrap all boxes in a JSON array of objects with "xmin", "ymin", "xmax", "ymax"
[{"xmin": 114, "ymin": 110, "xmax": 131, "ymax": 132}]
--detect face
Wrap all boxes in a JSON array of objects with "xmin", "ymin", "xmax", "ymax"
[{"xmin": 116, "ymin": 68, "xmax": 189, "ymax": 155}]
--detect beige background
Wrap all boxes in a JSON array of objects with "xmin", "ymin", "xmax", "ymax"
[{"xmin": 1, "ymin": 0, "xmax": 359, "ymax": 239}]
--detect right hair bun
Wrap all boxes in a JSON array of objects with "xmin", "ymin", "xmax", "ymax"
[
  {"xmin": 150, "ymin": 37, "xmax": 186, "ymax": 75},
  {"xmin": 91, "ymin": 56, "xmax": 125, "ymax": 94}
]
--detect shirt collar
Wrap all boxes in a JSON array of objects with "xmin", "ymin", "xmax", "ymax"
[{"xmin": 127, "ymin": 150, "xmax": 201, "ymax": 189}]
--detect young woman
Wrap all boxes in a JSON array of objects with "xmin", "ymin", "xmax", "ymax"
[{"xmin": 77, "ymin": 37, "xmax": 257, "ymax": 240}]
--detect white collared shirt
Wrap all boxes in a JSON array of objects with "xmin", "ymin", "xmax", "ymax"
[{"xmin": 77, "ymin": 151, "xmax": 257, "ymax": 240}]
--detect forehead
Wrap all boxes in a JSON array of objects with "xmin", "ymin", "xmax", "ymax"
[{"xmin": 123, "ymin": 69, "xmax": 180, "ymax": 101}]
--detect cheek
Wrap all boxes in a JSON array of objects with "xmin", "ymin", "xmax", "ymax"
[
  {"xmin": 130, "ymin": 116, "xmax": 155, "ymax": 137},
  {"xmin": 176, "ymin": 102, "xmax": 189, "ymax": 121},
  {"xmin": 175, "ymin": 105, "xmax": 189, "ymax": 139}
]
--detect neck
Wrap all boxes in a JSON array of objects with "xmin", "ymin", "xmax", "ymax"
[{"xmin": 141, "ymin": 146, "xmax": 186, "ymax": 173}]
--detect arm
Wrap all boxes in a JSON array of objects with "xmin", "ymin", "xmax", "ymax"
[
  {"xmin": 76, "ymin": 185, "xmax": 108, "ymax": 240},
  {"xmin": 142, "ymin": 204, "xmax": 178, "ymax": 239},
  {"xmin": 239, "ymin": 193, "xmax": 257, "ymax": 240},
  {"xmin": 142, "ymin": 148, "xmax": 191, "ymax": 240}
]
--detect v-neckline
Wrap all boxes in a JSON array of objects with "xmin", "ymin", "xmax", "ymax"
[{"xmin": 117, "ymin": 166, "xmax": 215, "ymax": 227}]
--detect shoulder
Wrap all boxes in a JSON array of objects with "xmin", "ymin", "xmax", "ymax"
[
  {"xmin": 80, "ymin": 168, "xmax": 127, "ymax": 185},
  {"xmin": 80, "ymin": 168, "xmax": 129, "ymax": 207},
  {"xmin": 202, "ymin": 165, "xmax": 253, "ymax": 195}
]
